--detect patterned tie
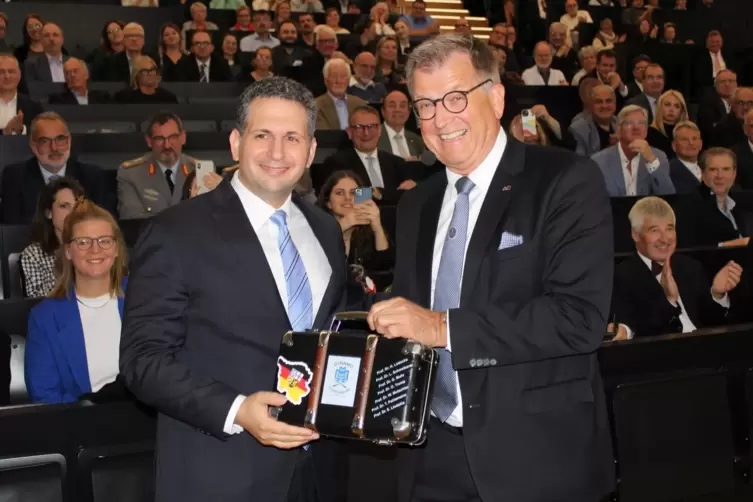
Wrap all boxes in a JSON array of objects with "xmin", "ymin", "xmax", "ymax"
[
  {"xmin": 164, "ymin": 169, "xmax": 175, "ymax": 194},
  {"xmin": 200, "ymin": 63, "xmax": 208, "ymax": 83},
  {"xmin": 270, "ymin": 210, "xmax": 313, "ymax": 332},
  {"xmin": 393, "ymin": 133, "xmax": 411, "ymax": 159},
  {"xmin": 431, "ymin": 177, "xmax": 475, "ymax": 422}
]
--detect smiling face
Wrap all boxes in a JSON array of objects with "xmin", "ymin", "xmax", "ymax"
[
  {"xmin": 26, "ymin": 17, "xmax": 43, "ymax": 42},
  {"xmin": 412, "ymin": 51, "xmax": 505, "ymax": 176},
  {"xmin": 534, "ymin": 42, "xmax": 552, "ymax": 69},
  {"xmin": 702, "ymin": 152, "xmax": 736, "ymax": 198},
  {"xmin": 223, "ymin": 34, "xmax": 238, "ymax": 56},
  {"xmin": 348, "ymin": 110, "xmax": 382, "ymax": 152},
  {"xmin": 107, "ymin": 22, "xmax": 124, "ymax": 45},
  {"xmin": 65, "ymin": 219, "xmax": 119, "ymax": 282},
  {"xmin": 327, "ymin": 176, "xmax": 357, "ymax": 218},
  {"xmin": 633, "ymin": 215, "xmax": 675, "ymax": 263},
  {"xmin": 31, "ymin": 119, "xmax": 70, "ymax": 171},
  {"xmin": 230, "ymin": 97, "xmax": 316, "ymax": 208},
  {"xmin": 163, "ymin": 26, "xmax": 181, "ymax": 48}
]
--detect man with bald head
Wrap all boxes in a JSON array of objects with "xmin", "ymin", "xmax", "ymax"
[
  {"xmin": 24, "ymin": 23, "xmax": 68, "ymax": 83},
  {"xmin": 378, "ymin": 90, "xmax": 425, "ymax": 159},
  {"xmin": 521, "ymin": 42, "xmax": 568, "ymax": 85},
  {"xmin": 347, "ymin": 52, "xmax": 387, "ymax": 102},
  {"xmin": 570, "ymin": 84, "xmax": 617, "ymax": 157},
  {"xmin": 102, "ymin": 22, "xmax": 148, "ymax": 83},
  {"xmin": 49, "ymin": 58, "xmax": 110, "ymax": 105}
]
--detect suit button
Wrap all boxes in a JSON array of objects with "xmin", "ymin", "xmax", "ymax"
[
  {"xmin": 483, "ymin": 358, "xmax": 490, "ymax": 366},
  {"xmin": 476, "ymin": 358, "xmax": 483, "ymax": 366},
  {"xmin": 490, "ymin": 358, "xmax": 497, "ymax": 366},
  {"xmin": 469, "ymin": 359, "xmax": 477, "ymax": 367}
]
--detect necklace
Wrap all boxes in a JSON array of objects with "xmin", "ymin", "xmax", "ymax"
[{"xmin": 76, "ymin": 295, "xmax": 113, "ymax": 309}]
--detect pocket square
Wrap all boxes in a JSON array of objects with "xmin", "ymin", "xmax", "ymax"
[{"xmin": 499, "ymin": 232, "xmax": 524, "ymax": 250}]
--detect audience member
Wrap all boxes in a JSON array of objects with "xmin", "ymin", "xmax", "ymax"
[
  {"xmin": 238, "ymin": 46, "xmax": 274, "ymax": 82},
  {"xmin": 488, "ymin": 22, "xmax": 507, "ymax": 48},
  {"xmin": 489, "ymin": 44, "xmax": 522, "ymax": 86},
  {"xmin": 325, "ymin": 8, "xmax": 350, "ymax": 34},
  {"xmin": 592, "ymin": 18, "xmax": 624, "ymax": 51},
  {"xmin": 571, "ymin": 84, "xmax": 617, "ymax": 157},
  {"xmin": 240, "ymin": 11, "xmax": 280, "ymax": 52},
  {"xmin": 49, "ymin": 58, "xmax": 110, "ymax": 105},
  {"xmin": 0, "ymin": 54, "xmax": 43, "ymax": 135},
  {"xmin": 221, "ymin": 33, "xmax": 241, "ymax": 78},
  {"xmin": 178, "ymin": 30, "xmax": 232, "ymax": 82},
  {"xmin": 343, "ymin": 18, "xmax": 378, "ymax": 61},
  {"xmin": 677, "ymin": 147, "xmax": 750, "ymax": 248},
  {"xmin": 181, "ymin": 1, "xmax": 219, "ymax": 52},
  {"xmin": 118, "ymin": 111, "xmax": 196, "ymax": 220},
  {"xmin": 592, "ymin": 105, "xmax": 674, "ymax": 196},
  {"xmin": 730, "ymin": 109, "xmax": 753, "ymax": 190},
  {"xmin": 549, "ymin": 23, "xmax": 579, "ymax": 82},
  {"xmin": 393, "ymin": 19, "xmax": 413, "ymax": 60},
  {"xmin": 698, "ymin": 69, "xmax": 737, "ymax": 144},
  {"xmin": 454, "ymin": 19, "xmax": 472, "ymax": 37},
  {"xmin": 674, "ymin": 0, "xmax": 687, "ymax": 9},
  {"xmin": 230, "ymin": 6, "xmax": 253, "ymax": 31},
  {"xmin": 399, "ymin": 0, "xmax": 438, "ymax": 36},
  {"xmin": 274, "ymin": 1, "xmax": 293, "ymax": 30},
  {"xmin": 24, "ymin": 23, "xmax": 68, "ymax": 83},
  {"xmin": 622, "ymin": 0, "xmax": 647, "ymax": 26},
  {"xmin": 292, "ymin": 0, "xmax": 325, "ymax": 13},
  {"xmin": 522, "ymin": 42, "xmax": 568, "ymax": 86},
  {"xmin": 317, "ymin": 170, "xmax": 394, "ymax": 291},
  {"xmin": 571, "ymin": 46, "xmax": 596, "ymax": 86},
  {"xmin": 314, "ymin": 58, "xmax": 366, "ymax": 130},
  {"xmin": 370, "ymin": 2, "xmax": 395, "ymax": 36},
  {"xmin": 0, "ymin": 112, "xmax": 111, "ymax": 224},
  {"xmin": 626, "ymin": 55, "xmax": 651, "ymax": 99},
  {"xmin": 318, "ymin": 105, "xmax": 414, "ymax": 202},
  {"xmin": 114, "ymin": 55, "xmax": 179, "ymax": 104},
  {"xmin": 26, "ymin": 200, "xmax": 128, "ymax": 404},
  {"xmin": 102, "ymin": 22, "xmax": 147, "ymax": 83},
  {"xmin": 694, "ymin": 30, "xmax": 734, "ymax": 95},
  {"xmin": 87, "ymin": 21, "xmax": 125, "ymax": 80},
  {"xmin": 572, "ymin": 77, "xmax": 600, "ymax": 125},
  {"xmin": 712, "ymin": 87, "xmax": 752, "ymax": 148},
  {"xmin": 378, "ymin": 90, "xmax": 425, "ymax": 159},
  {"xmin": 508, "ymin": 112, "xmax": 558, "ymax": 147},
  {"xmin": 271, "ymin": 21, "xmax": 309, "ymax": 76},
  {"xmin": 669, "ymin": 121, "xmax": 704, "ymax": 193},
  {"xmin": 209, "ymin": 0, "xmax": 247, "ymax": 8},
  {"xmin": 375, "ymin": 36, "xmax": 406, "ymax": 87},
  {"xmin": 348, "ymin": 52, "xmax": 387, "ymax": 103},
  {"xmin": 647, "ymin": 90, "xmax": 688, "ymax": 158},
  {"xmin": 21, "ymin": 177, "xmax": 85, "ymax": 298},
  {"xmin": 158, "ymin": 23, "xmax": 187, "ymax": 82},
  {"xmin": 298, "ymin": 25, "xmax": 340, "ymax": 96},
  {"xmin": 626, "ymin": 63, "xmax": 664, "ymax": 123},
  {"xmin": 559, "ymin": 0, "xmax": 593, "ymax": 47},
  {"xmin": 297, "ymin": 13, "xmax": 317, "ymax": 48},
  {"xmin": 13, "ymin": 15, "xmax": 45, "ymax": 66},
  {"xmin": 661, "ymin": 22, "xmax": 677, "ymax": 44},
  {"xmin": 611, "ymin": 196, "xmax": 740, "ymax": 340},
  {"xmin": 0, "ymin": 13, "xmax": 8, "ymax": 53}
]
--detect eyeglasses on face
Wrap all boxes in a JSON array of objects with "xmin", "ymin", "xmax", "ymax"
[
  {"xmin": 124, "ymin": 34, "xmax": 144, "ymax": 40},
  {"xmin": 69, "ymin": 236, "xmax": 116, "ymax": 250},
  {"xmin": 350, "ymin": 123, "xmax": 379, "ymax": 132},
  {"xmin": 151, "ymin": 133, "xmax": 181, "ymax": 144},
  {"xmin": 412, "ymin": 79, "xmax": 491, "ymax": 120},
  {"xmin": 621, "ymin": 119, "xmax": 648, "ymax": 128},
  {"xmin": 107, "ymin": 27, "xmax": 122, "ymax": 35},
  {"xmin": 139, "ymin": 68, "xmax": 158, "ymax": 76},
  {"xmin": 36, "ymin": 134, "xmax": 70, "ymax": 149},
  {"xmin": 193, "ymin": 41, "xmax": 212, "ymax": 47}
]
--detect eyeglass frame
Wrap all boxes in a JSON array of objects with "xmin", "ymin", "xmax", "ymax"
[
  {"xmin": 349, "ymin": 123, "xmax": 380, "ymax": 133},
  {"xmin": 150, "ymin": 132, "xmax": 182, "ymax": 145},
  {"xmin": 412, "ymin": 79, "xmax": 492, "ymax": 120},
  {"xmin": 35, "ymin": 134, "xmax": 70, "ymax": 150},
  {"xmin": 68, "ymin": 235, "xmax": 117, "ymax": 251}
]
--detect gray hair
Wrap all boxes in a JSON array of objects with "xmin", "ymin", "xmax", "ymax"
[
  {"xmin": 236, "ymin": 77, "xmax": 317, "ymax": 138},
  {"xmin": 672, "ymin": 120, "xmax": 700, "ymax": 139},
  {"xmin": 617, "ymin": 104, "xmax": 648, "ymax": 126},
  {"xmin": 590, "ymin": 83, "xmax": 615, "ymax": 100},
  {"xmin": 628, "ymin": 196, "xmax": 675, "ymax": 231},
  {"xmin": 30, "ymin": 111, "xmax": 70, "ymax": 138},
  {"xmin": 578, "ymin": 45, "xmax": 596, "ymax": 64},
  {"xmin": 322, "ymin": 57, "xmax": 350, "ymax": 79},
  {"xmin": 405, "ymin": 34, "xmax": 499, "ymax": 97},
  {"xmin": 315, "ymin": 25, "xmax": 337, "ymax": 44}
]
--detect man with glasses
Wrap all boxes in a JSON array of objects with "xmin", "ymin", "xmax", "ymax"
[
  {"xmin": 0, "ymin": 54, "xmax": 43, "ymax": 135},
  {"xmin": 49, "ymin": 58, "xmax": 111, "ymax": 105},
  {"xmin": 178, "ymin": 30, "xmax": 231, "ymax": 82},
  {"xmin": 24, "ymin": 23, "xmax": 68, "ymax": 83},
  {"xmin": 239, "ymin": 11, "xmax": 280, "ymax": 53},
  {"xmin": 711, "ymin": 86, "xmax": 752, "ymax": 148},
  {"xmin": 117, "ymin": 111, "xmax": 196, "ymax": 219},
  {"xmin": 698, "ymin": 69, "xmax": 737, "ymax": 144},
  {"xmin": 626, "ymin": 63, "xmax": 664, "ymax": 123},
  {"xmin": 363, "ymin": 34, "xmax": 615, "ymax": 502},
  {"xmin": 0, "ymin": 112, "xmax": 111, "ymax": 224},
  {"xmin": 378, "ymin": 90, "xmax": 425, "ymax": 159},
  {"xmin": 317, "ymin": 105, "xmax": 414, "ymax": 202},
  {"xmin": 103, "ymin": 22, "xmax": 148, "ymax": 83},
  {"xmin": 347, "ymin": 52, "xmax": 387, "ymax": 102},
  {"xmin": 314, "ymin": 58, "xmax": 365, "ymax": 130},
  {"xmin": 592, "ymin": 104, "xmax": 675, "ymax": 196}
]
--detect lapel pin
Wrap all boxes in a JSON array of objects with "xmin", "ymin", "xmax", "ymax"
[{"xmin": 502, "ymin": 185, "xmax": 512, "ymax": 191}]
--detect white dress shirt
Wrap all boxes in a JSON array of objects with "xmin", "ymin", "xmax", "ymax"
[
  {"xmin": 240, "ymin": 33, "xmax": 280, "ymax": 52},
  {"xmin": 224, "ymin": 173, "xmax": 332, "ymax": 434},
  {"xmin": 78, "ymin": 294, "xmax": 122, "ymax": 392},
  {"xmin": 349, "ymin": 76, "xmax": 375, "ymax": 90},
  {"xmin": 709, "ymin": 50, "xmax": 726, "ymax": 78},
  {"xmin": 679, "ymin": 159, "xmax": 702, "ymax": 182},
  {"xmin": 621, "ymin": 253, "xmax": 729, "ymax": 339},
  {"xmin": 0, "ymin": 93, "xmax": 25, "ymax": 133},
  {"xmin": 383, "ymin": 123, "xmax": 411, "ymax": 159},
  {"xmin": 39, "ymin": 163, "xmax": 66, "ymax": 184},
  {"xmin": 74, "ymin": 92, "xmax": 89, "ymax": 105},
  {"xmin": 618, "ymin": 143, "xmax": 660, "ymax": 196},
  {"xmin": 430, "ymin": 128, "xmax": 507, "ymax": 427},
  {"xmin": 354, "ymin": 149, "xmax": 385, "ymax": 188},
  {"xmin": 47, "ymin": 54, "xmax": 66, "ymax": 83},
  {"xmin": 521, "ymin": 66, "xmax": 567, "ymax": 86},
  {"xmin": 716, "ymin": 193, "xmax": 739, "ymax": 233},
  {"xmin": 158, "ymin": 160, "xmax": 179, "ymax": 186}
]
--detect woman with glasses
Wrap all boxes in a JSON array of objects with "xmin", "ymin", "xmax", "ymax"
[
  {"xmin": 86, "ymin": 21, "xmax": 125, "ymax": 78},
  {"xmin": 317, "ymin": 170, "xmax": 394, "ymax": 292},
  {"xmin": 158, "ymin": 23, "xmax": 188, "ymax": 82},
  {"xmin": 113, "ymin": 55, "xmax": 179, "ymax": 104},
  {"xmin": 238, "ymin": 46, "xmax": 274, "ymax": 83},
  {"xmin": 13, "ymin": 15, "xmax": 45, "ymax": 66},
  {"xmin": 375, "ymin": 36, "xmax": 405, "ymax": 87},
  {"xmin": 25, "ymin": 199, "xmax": 128, "ymax": 404},
  {"xmin": 21, "ymin": 177, "xmax": 85, "ymax": 298},
  {"xmin": 648, "ymin": 90, "xmax": 689, "ymax": 159}
]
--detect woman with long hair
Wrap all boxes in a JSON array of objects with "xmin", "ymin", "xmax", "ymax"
[
  {"xmin": 114, "ymin": 55, "xmax": 179, "ymax": 104},
  {"xmin": 86, "ymin": 20, "xmax": 125, "ymax": 75},
  {"xmin": 647, "ymin": 89, "xmax": 689, "ymax": 158},
  {"xmin": 25, "ymin": 200, "xmax": 129, "ymax": 404},
  {"xmin": 370, "ymin": 2, "xmax": 395, "ymax": 36},
  {"xmin": 375, "ymin": 36, "xmax": 405, "ymax": 86},
  {"xmin": 158, "ymin": 23, "xmax": 187, "ymax": 82},
  {"xmin": 13, "ymin": 14, "xmax": 45, "ymax": 65},
  {"xmin": 20, "ymin": 177, "xmax": 85, "ymax": 298}
]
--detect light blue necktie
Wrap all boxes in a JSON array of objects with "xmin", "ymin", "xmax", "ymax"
[
  {"xmin": 432, "ymin": 177, "xmax": 474, "ymax": 423},
  {"xmin": 270, "ymin": 210, "xmax": 313, "ymax": 332}
]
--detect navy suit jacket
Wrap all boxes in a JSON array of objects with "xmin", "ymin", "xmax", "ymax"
[
  {"xmin": 25, "ymin": 283, "xmax": 126, "ymax": 404},
  {"xmin": 24, "ymin": 53, "xmax": 69, "ymax": 83},
  {"xmin": 669, "ymin": 158, "xmax": 701, "ymax": 194}
]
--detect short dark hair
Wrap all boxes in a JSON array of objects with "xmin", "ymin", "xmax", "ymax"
[
  {"xmin": 191, "ymin": 29, "xmax": 212, "ymax": 44},
  {"xmin": 146, "ymin": 110, "xmax": 183, "ymax": 137},
  {"xmin": 236, "ymin": 76, "xmax": 316, "ymax": 137},
  {"xmin": 700, "ymin": 147, "xmax": 737, "ymax": 171},
  {"xmin": 596, "ymin": 49, "xmax": 617, "ymax": 64},
  {"xmin": 31, "ymin": 176, "xmax": 86, "ymax": 255},
  {"xmin": 413, "ymin": 0, "xmax": 426, "ymax": 5},
  {"xmin": 632, "ymin": 54, "xmax": 652, "ymax": 68},
  {"xmin": 349, "ymin": 104, "xmax": 381, "ymax": 125}
]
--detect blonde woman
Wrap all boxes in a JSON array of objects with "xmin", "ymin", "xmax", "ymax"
[
  {"xmin": 25, "ymin": 200, "xmax": 129, "ymax": 404},
  {"xmin": 113, "ymin": 55, "xmax": 178, "ymax": 104},
  {"xmin": 370, "ymin": 2, "xmax": 395, "ymax": 36},
  {"xmin": 375, "ymin": 36, "xmax": 404, "ymax": 85},
  {"xmin": 647, "ymin": 89, "xmax": 688, "ymax": 158}
]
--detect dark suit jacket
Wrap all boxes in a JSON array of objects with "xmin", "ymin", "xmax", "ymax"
[
  {"xmin": 730, "ymin": 140, "xmax": 753, "ymax": 190},
  {"xmin": 697, "ymin": 91, "xmax": 728, "ymax": 144},
  {"xmin": 711, "ymin": 112, "xmax": 745, "ymax": 148},
  {"xmin": 13, "ymin": 95, "xmax": 44, "ymax": 132},
  {"xmin": 0, "ymin": 157, "xmax": 113, "ymax": 224},
  {"xmin": 48, "ymin": 89, "xmax": 111, "ymax": 105},
  {"xmin": 669, "ymin": 158, "xmax": 701, "ymax": 194},
  {"xmin": 316, "ymin": 148, "xmax": 409, "ymax": 204},
  {"xmin": 612, "ymin": 254, "xmax": 728, "ymax": 338},
  {"xmin": 626, "ymin": 92, "xmax": 654, "ymax": 124},
  {"xmin": 626, "ymin": 81, "xmax": 642, "ymax": 100},
  {"xmin": 176, "ymin": 54, "xmax": 232, "ymax": 82},
  {"xmin": 391, "ymin": 139, "xmax": 615, "ymax": 502},
  {"xmin": 23, "ymin": 53, "xmax": 70, "ymax": 83},
  {"xmin": 551, "ymin": 49, "xmax": 580, "ymax": 83},
  {"xmin": 119, "ymin": 181, "xmax": 347, "ymax": 502},
  {"xmin": 271, "ymin": 44, "xmax": 312, "ymax": 76},
  {"xmin": 693, "ymin": 49, "xmax": 736, "ymax": 96},
  {"xmin": 103, "ymin": 52, "xmax": 134, "ymax": 83},
  {"xmin": 675, "ymin": 182, "xmax": 747, "ymax": 248}
]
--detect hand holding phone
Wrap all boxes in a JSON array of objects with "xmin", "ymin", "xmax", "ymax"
[
  {"xmin": 354, "ymin": 187, "xmax": 373, "ymax": 204},
  {"xmin": 520, "ymin": 109, "xmax": 538, "ymax": 138},
  {"xmin": 194, "ymin": 160, "xmax": 216, "ymax": 195}
]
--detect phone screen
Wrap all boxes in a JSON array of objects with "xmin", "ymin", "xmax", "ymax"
[{"xmin": 354, "ymin": 187, "xmax": 373, "ymax": 204}]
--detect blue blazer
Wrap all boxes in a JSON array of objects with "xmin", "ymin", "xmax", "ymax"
[
  {"xmin": 591, "ymin": 144, "xmax": 676, "ymax": 197},
  {"xmin": 25, "ymin": 280, "xmax": 126, "ymax": 404}
]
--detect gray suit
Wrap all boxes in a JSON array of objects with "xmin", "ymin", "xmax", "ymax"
[
  {"xmin": 591, "ymin": 145, "xmax": 675, "ymax": 197},
  {"xmin": 377, "ymin": 126, "xmax": 425, "ymax": 158},
  {"xmin": 117, "ymin": 153, "xmax": 195, "ymax": 220},
  {"xmin": 24, "ymin": 53, "xmax": 69, "ymax": 83},
  {"xmin": 569, "ymin": 117, "xmax": 616, "ymax": 157}
]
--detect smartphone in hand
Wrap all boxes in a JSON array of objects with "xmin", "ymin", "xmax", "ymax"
[
  {"xmin": 354, "ymin": 187, "xmax": 373, "ymax": 204},
  {"xmin": 194, "ymin": 160, "xmax": 216, "ymax": 195}
]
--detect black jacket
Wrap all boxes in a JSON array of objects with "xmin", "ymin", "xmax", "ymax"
[
  {"xmin": 48, "ymin": 89, "xmax": 111, "ymax": 105},
  {"xmin": 175, "ymin": 54, "xmax": 232, "ymax": 82}
]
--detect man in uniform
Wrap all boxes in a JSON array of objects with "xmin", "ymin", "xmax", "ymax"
[{"xmin": 117, "ymin": 111, "xmax": 195, "ymax": 219}]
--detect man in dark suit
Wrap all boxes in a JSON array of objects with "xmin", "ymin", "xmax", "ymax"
[
  {"xmin": 48, "ymin": 58, "xmax": 110, "ymax": 105},
  {"xmin": 271, "ymin": 21, "xmax": 312, "ymax": 77},
  {"xmin": 549, "ymin": 23, "xmax": 580, "ymax": 83},
  {"xmin": 120, "ymin": 77, "xmax": 347, "ymax": 502},
  {"xmin": 669, "ymin": 121, "xmax": 704, "ymax": 193},
  {"xmin": 611, "ymin": 196, "xmax": 741, "ymax": 340},
  {"xmin": 0, "ymin": 112, "xmax": 112, "ymax": 223},
  {"xmin": 102, "ymin": 23, "xmax": 147, "ymax": 83},
  {"xmin": 23, "ymin": 23, "xmax": 68, "ymax": 83},
  {"xmin": 317, "ymin": 105, "xmax": 415, "ymax": 203},
  {"xmin": 177, "ymin": 30, "xmax": 231, "ymax": 82},
  {"xmin": 0, "ymin": 54, "xmax": 44, "ymax": 135},
  {"xmin": 626, "ymin": 54, "xmax": 652, "ymax": 100},
  {"xmin": 693, "ymin": 30, "xmax": 736, "ymax": 100},
  {"xmin": 730, "ymin": 108, "xmax": 753, "ymax": 189},
  {"xmin": 626, "ymin": 63, "xmax": 665, "ymax": 124},
  {"xmin": 366, "ymin": 35, "xmax": 615, "ymax": 502},
  {"xmin": 697, "ymin": 69, "xmax": 736, "ymax": 145},
  {"xmin": 711, "ymin": 87, "xmax": 752, "ymax": 148},
  {"xmin": 378, "ymin": 90, "xmax": 425, "ymax": 159}
]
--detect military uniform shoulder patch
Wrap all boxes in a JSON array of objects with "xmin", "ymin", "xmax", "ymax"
[{"xmin": 121, "ymin": 156, "xmax": 147, "ymax": 169}]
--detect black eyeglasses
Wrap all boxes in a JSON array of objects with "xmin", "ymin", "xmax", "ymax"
[
  {"xmin": 193, "ymin": 41, "xmax": 211, "ymax": 47},
  {"xmin": 36, "ymin": 134, "xmax": 69, "ymax": 150},
  {"xmin": 69, "ymin": 236, "xmax": 116, "ymax": 251},
  {"xmin": 139, "ymin": 68, "xmax": 158, "ymax": 76},
  {"xmin": 151, "ymin": 133, "xmax": 181, "ymax": 144},
  {"xmin": 412, "ymin": 79, "xmax": 491, "ymax": 120},
  {"xmin": 350, "ymin": 123, "xmax": 379, "ymax": 132}
]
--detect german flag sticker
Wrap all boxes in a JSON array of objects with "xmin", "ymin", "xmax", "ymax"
[{"xmin": 276, "ymin": 356, "xmax": 313, "ymax": 405}]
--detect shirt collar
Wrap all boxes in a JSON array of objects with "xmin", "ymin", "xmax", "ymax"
[
  {"xmin": 328, "ymin": 92, "xmax": 347, "ymax": 104},
  {"xmin": 196, "ymin": 57, "xmax": 211, "ymax": 67},
  {"xmin": 46, "ymin": 53, "xmax": 63, "ymax": 64},
  {"xmin": 715, "ymin": 191, "xmax": 735, "ymax": 212},
  {"xmin": 383, "ymin": 123, "xmax": 404, "ymax": 137},
  {"xmin": 355, "ymin": 148, "xmax": 378, "ymax": 163},
  {"xmin": 0, "ymin": 93, "xmax": 18, "ymax": 106},
  {"xmin": 445, "ymin": 128, "xmax": 507, "ymax": 194},
  {"xmin": 157, "ymin": 160, "xmax": 180, "ymax": 174},
  {"xmin": 231, "ymin": 171, "xmax": 293, "ymax": 232},
  {"xmin": 646, "ymin": 94, "xmax": 657, "ymax": 104},
  {"xmin": 38, "ymin": 162, "xmax": 66, "ymax": 183},
  {"xmin": 349, "ymin": 76, "xmax": 374, "ymax": 89},
  {"xmin": 679, "ymin": 158, "xmax": 699, "ymax": 169}
]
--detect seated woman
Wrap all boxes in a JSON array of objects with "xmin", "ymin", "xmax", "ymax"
[
  {"xmin": 21, "ymin": 177, "xmax": 85, "ymax": 298},
  {"xmin": 238, "ymin": 46, "xmax": 274, "ymax": 83},
  {"xmin": 647, "ymin": 90, "xmax": 688, "ymax": 159},
  {"xmin": 375, "ymin": 36, "xmax": 405, "ymax": 87},
  {"xmin": 317, "ymin": 171, "xmax": 394, "ymax": 291},
  {"xmin": 326, "ymin": 8, "xmax": 350, "ymax": 34},
  {"xmin": 221, "ymin": 33, "xmax": 241, "ymax": 79},
  {"xmin": 25, "ymin": 200, "xmax": 128, "ymax": 404},
  {"xmin": 158, "ymin": 23, "xmax": 187, "ymax": 82},
  {"xmin": 114, "ymin": 55, "xmax": 179, "ymax": 104}
]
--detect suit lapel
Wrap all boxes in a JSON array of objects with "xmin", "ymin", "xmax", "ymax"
[
  {"xmin": 324, "ymin": 99, "xmax": 339, "ymax": 130},
  {"xmin": 24, "ymin": 160, "xmax": 46, "ymax": 216},
  {"xmin": 416, "ymin": 176, "xmax": 446, "ymax": 308},
  {"xmin": 460, "ymin": 139, "xmax": 523, "ymax": 306},
  {"xmin": 611, "ymin": 147, "xmax": 626, "ymax": 196},
  {"xmin": 637, "ymin": 156, "xmax": 650, "ymax": 194},
  {"xmin": 55, "ymin": 295, "xmax": 92, "ymax": 395},
  {"xmin": 377, "ymin": 131, "xmax": 392, "ymax": 155}
]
